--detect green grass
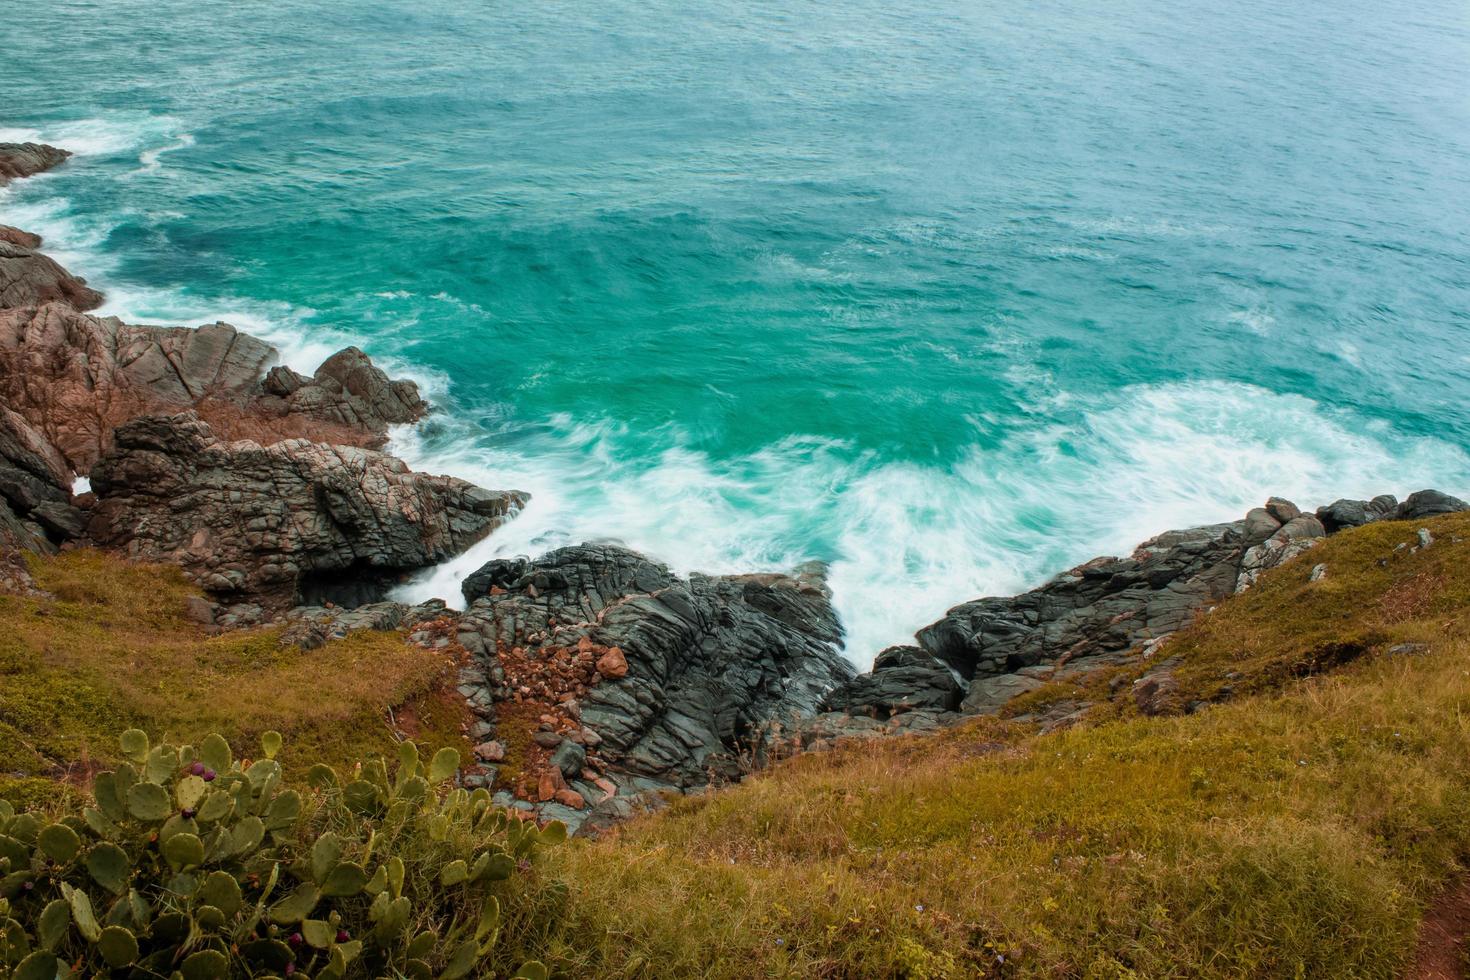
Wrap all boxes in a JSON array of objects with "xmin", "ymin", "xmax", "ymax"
[
  {"xmin": 0, "ymin": 549, "xmax": 472, "ymax": 804},
  {"xmin": 534, "ymin": 513, "xmax": 1470, "ymax": 978}
]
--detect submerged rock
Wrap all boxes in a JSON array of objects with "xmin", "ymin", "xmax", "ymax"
[{"xmin": 86, "ymin": 412, "xmax": 526, "ymax": 609}]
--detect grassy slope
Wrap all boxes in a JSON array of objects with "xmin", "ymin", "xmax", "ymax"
[
  {"xmin": 542, "ymin": 513, "xmax": 1470, "ymax": 978},
  {"xmin": 0, "ymin": 550, "xmax": 473, "ymax": 809},
  {"xmin": 3, "ymin": 516, "xmax": 1468, "ymax": 977}
]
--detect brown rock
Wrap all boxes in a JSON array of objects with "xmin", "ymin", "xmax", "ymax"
[
  {"xmin": 0, "ymin": 226, "xmax": 42, "ymax": 249},
  {"xmin": 0, "ymin": 304, "xmax": 434, "ymax": 474},
  {"xmin": 595, "ymin": 646, "xmax": 628, "ymax": 679},
  {"xmin": 1134, "ymin": 671, "xmax": 1181, "ymax": 716},
  {"xmin": 473, "ymin": 740, "xmax": 505, "ymax": 763},
  {"xmin": 536, "ymin": 767, "xmax": 566, "ymax": 802},
  {"xmin": 86, "ymin": 413, "xmax": 526, "ymax": 609},
  {"xmin": 553, "ymin": 788, "xmax": 586, "ymax": 810},
  {"xmin": 0, "ymin": 242, "xmax": 103, "ymax": 311}
]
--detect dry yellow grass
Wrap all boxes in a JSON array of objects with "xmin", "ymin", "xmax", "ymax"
[
  {"xmin": 538, "ymin": 513, "xmax": 1470, "ymax": 978},
  {"xmin": 0, "ymin": 549, "xmax": 472, "ymax": 806}
]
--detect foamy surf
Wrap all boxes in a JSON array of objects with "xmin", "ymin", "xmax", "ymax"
[
  {"xmin": 6, "ymin": 112, "xmax": 1469, "ymax": 669},
  {"xmin": 390, "ymin": 381, "xmax": 1470, "ymax": 667}
]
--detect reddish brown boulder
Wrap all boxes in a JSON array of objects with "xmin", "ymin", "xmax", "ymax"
[{"xmin": 595, "ymin": 646, "xmax": 628, "ymax": 679}]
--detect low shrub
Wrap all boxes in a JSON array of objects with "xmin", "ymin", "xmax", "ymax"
[{"xmin": 0, "ymin": 729, "xmax": 558, "ymax": 979}]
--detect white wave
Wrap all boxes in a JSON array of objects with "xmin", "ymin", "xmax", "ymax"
[
  {"xmin": 391, "ymin": 380, "xmax": 1470, "ymax": 667},
  {"xmin": 131, "ymin": 133, "xmax": 196, "ymax": 176},
  {"xmin": 0, "ymin": 114, "xmax": 186, "ymax": 160}
]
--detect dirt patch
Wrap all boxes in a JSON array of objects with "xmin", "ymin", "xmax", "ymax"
[{"xmin": 1407, "ymin": 874, "xmax": 1470, "ymax": 980}]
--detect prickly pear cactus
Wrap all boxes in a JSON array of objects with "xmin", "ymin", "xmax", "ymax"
[{"xmin": 0, "ymin": 729, "xmax": 563, "ymax": 978}]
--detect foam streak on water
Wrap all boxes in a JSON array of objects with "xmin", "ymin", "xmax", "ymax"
[{"xmin": 6, "ymin": 0, "xmax": 1470, "ymax": 665}]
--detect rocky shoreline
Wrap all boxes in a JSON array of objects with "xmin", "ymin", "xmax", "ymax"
[{"xmin": 2, "ymin": 140, "xmax": 1466, "ymax": 835}]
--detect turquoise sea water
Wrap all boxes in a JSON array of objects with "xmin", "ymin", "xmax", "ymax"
[{"xmin": 5, "ymin": 0, "xmax": 1470, "ymax": 662}]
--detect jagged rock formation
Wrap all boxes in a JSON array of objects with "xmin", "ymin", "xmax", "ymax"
[
  {"xmin": 454, "ymin": 545, "xmax": 854, "ymax": 796},
  {"xmin": 0, "ymin": 142, "xmax": 69, "ymax": 185},
  {"xmin": 0, "ymin": 241, "xmax": 103, "ymax": 310},
  {"xmin": 785, "ymin": 490, "xmax": 1470, "ymax": 749},
  {"xmin": 0, "ymin": 304, "xmax": 428, "ymax": 472},
  {"xmin": 86, "ymin": 412, "xmax": 526, "ymax": 609},
  {"xmin": 260, "ymin": 347, "xmax": 426, "ymax": 434}
]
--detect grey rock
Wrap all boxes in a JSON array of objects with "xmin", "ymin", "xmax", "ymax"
[
  {"xmin": 28, "ymin": 500, "xmax": 85, "ymax": 539},
  {"xmin": 1237, "ymin": 515, "xmax": 1325, "ymax": 592},
  {"xmin": 960, "ymin": 673, "xmax": 1045, "ymax": 715},
  {"xmin": 919, "ymin": 519, "xmax": 1247, "ymax": 695},
  {"xmin": 86, "ymin": 412, "xmax": 526, "ymax": 610},
  {"xmin": 456, "ymin": 544, "xmax": 853, "ymax": 789},
  {"xmin": 821, "ymin": 645, "xmax": 963, "ymax": 718},
  {"xmin": 1396, "ymin": 490, "xmax": 1468, "ymax": 521},
  {"xmin": 550, "ymin": 739, "xmax": 587, "ymax": 778}
]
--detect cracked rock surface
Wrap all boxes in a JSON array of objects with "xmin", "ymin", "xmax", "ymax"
[
  {"xmin": 455, "ymin": 544, "xmax": 855, "ymax": 790},
  {"xmin": 0, "ymin": 142, "xmax": 70, "ymax": 185},
  {"xmin": 86, "ymin": 412, "xmax": 526, "ymax": 609},
  {"xmin": 0, "ymin": 304, "xmax": 428, "ymax": 473}
]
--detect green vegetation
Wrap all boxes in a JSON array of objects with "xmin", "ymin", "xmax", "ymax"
[
  {"xmin": 0, "ymin": 551, "xmax": 472, "ymax": 804},
  {"xmin": 4, "ymin": 516, "xmax": 1469, "ymax": 977},
  {"xmin": 0, "ymin": 728, "xmax": 558, "ymax": 979},
  {"xmin": 538, "ymin": 514, "xmax": 1470, "ymax": 978}
]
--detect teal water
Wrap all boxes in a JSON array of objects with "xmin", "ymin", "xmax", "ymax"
[{"xmin": 5, "ymin": 0, "xmax": 1470, "ymax": 662}]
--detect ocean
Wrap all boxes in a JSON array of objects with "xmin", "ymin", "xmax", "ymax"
[{"xmin": 4, "ymin": 0, "xmax": 1469, "ymax": 663}]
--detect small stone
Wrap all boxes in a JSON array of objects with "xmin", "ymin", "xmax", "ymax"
[
  {"xmin": 1386, "ymin": 643, "xmax": 1430, "ymax": 657},
  {"xmin": 1418, "ymin": 528, "xmax": 1434, "ymax": 549},
  {"xmin": 550, "ymin": 740, "xmax": 587, "ymax": 778},
  {"xmin": 596, "ymin": 646, "xmax": 629, "ymax": 679},
  {"xmin": 537, "ymin": 768, "xmax": 566, "ymax": 802},
  {"xmin": 473, "ymin": 740, "xmax": 505, "ymax": 763},
  {"xmin": 553, "ymin": 788, "xmax": 586, "ymax": 810},
  {"xmin": 532, "ymin": 731, "xmax": 564, "ymax": 749},
  {"xmin": 1309, "ymin": 563, "xmax": 1327, "ymax": 582}
]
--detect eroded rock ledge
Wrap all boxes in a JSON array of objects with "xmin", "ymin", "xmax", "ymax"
[
  {"xmin": 0, "ymin": 141, "xmax": 70, "ymax": 186},
  {"xmin": 86, "ymin": 412, "xmax": 525, "ymax": 611},
  {"xmin": 0, "ymin": 304, "xmax": 427, "ymax": 474}
]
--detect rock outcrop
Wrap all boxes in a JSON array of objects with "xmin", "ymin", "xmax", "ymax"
[
  {"xmin": 787, "ymin": 490, "xmax": 1470, "ymax": 747},
  {"xmin": 0, "ymin": 142, "xmax": 69, "ymax": 186},
  {"xmin": 260, "ymin": 347, "xmax": 426, "ymax": 435},
  {"xmin": 0, "ymin": 304, "xmax": 427, "ymax": 472},
  {"xmin": 0, "ymin": 241, "xmax": 103, "ymax": 311},
  {"xmin": 0, "ymin": 226, "xmax": 44, "ymax": 249},
  {"xmin": 454, "ymin": 545, "xmax": 854, "ymax": 796},
  {"xmin": 86, "ymin": 412, "xmax": 526, "ymax": 609}
]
